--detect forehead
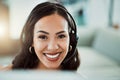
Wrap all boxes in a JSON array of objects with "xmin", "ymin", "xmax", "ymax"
[{"xmin": 34, "ymin": 14, "xmax": 69, "ymax": 33}]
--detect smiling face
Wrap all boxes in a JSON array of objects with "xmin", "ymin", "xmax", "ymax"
[{"xmin": 33, "ymin": 13, "xmax": 70, "ymax": 70}]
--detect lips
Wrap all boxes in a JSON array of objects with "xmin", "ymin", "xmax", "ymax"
[{"xmin": 43, "ymin": 52, "xmax": 62, "ymax": 61}]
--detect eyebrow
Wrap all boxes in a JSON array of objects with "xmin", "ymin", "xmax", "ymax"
[
  {"xmin": 56, "ymin": 31, "xmax": 65, "ymax": 35},
  {"xmin": 37, "ymin": 30, "xmax": 49, "ymax": 34},
  {"xmin": 37, "ymin": 30, "xmax": 65, "ymax": 35}
]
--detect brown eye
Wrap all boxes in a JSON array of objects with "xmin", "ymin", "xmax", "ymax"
[
  {"xmin": 58, "ymin": 34, "xmax": 66, "ymax": 39},
  {"xmin": 38, "ymin": 35, "xmax": 48, "ymax": 40}
]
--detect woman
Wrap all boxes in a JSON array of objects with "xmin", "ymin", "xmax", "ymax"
[{"xmin": 2, "ymin": 2, "xmax": 80, "ymax": 71}]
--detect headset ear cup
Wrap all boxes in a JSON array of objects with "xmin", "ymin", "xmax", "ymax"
[
  {"xmin": 62, "ymin": 33, "xmax": 77, "ymax": 64},
  {"xmin": 70, "ymin": 33, "xmax": 77, "ymax": 46}
]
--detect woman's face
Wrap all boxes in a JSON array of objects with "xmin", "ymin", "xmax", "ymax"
[{"xmin": 33, "ymin": 13, "xmax": 69, "ymax": 70}]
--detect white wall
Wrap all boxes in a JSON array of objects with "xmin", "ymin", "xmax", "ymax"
[
  {"xmin": 85, "ymin": 0, "xmax": 110, "ymax": 27},
  {"xmin": 8, "ymin": 0, "xmax": 47, "ymax": 39},
  {"xmin": 113, "ymin": 0, "xmax": 120, "ymax": 26}
]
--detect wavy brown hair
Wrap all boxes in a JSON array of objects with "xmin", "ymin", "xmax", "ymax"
[{"xmin": 12, "ymin": 2, "xmax": 80, "ymax": 71}]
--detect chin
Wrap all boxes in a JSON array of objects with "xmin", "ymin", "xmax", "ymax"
[{"xmin": 46, "ymin": 65, "xmax": 60, "ymax": 70}]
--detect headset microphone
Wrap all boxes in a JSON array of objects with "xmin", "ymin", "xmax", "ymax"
[{"xmin": 62, "ymin": 36, "xmax": 79, "ymax": 64}]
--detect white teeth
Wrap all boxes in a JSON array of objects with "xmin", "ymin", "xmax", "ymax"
[{"xmin": 45, "ymin": 53, "xmax": 60, "ymax": 58}]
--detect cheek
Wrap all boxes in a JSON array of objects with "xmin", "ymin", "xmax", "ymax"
[
  {"xmin": 33, "ymin": 39, "xmax": 46, "ymax": 54},
  {"xmin": 60, "ymin": 38, "xmax": 70, "ymax": 52}
]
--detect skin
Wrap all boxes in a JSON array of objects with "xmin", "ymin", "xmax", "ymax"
[
  {"xmin": 0, "ymin": 64, "xmax": 12, "ymax": 70},
  {"xmin": 32, "ymin": 13, "xmax": 70, "ymax": 70}
]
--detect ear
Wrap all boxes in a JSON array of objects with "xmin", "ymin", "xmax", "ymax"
[{"xmin": 31, "ymin": 43, "xmax": 34, "ymax": 47}]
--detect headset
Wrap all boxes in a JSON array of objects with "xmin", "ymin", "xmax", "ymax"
[{"xmin": 61, "ymin": 9, "xmax": 79, "ymax": 64}]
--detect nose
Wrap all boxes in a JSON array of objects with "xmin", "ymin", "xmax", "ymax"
[{"xmin": 47, "ymin": 39, "xmax": 59, "ymax": 51}]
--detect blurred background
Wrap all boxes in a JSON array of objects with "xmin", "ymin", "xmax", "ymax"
[{"xmin": 0, "ymin": 0, "xmax": 120, "ymax": 79}]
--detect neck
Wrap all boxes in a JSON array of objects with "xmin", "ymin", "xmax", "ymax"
[{"xmin": 36, "ymin": 62, "xmax": 61, "ymax": 70}]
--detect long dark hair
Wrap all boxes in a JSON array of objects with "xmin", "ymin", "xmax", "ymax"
[{"xmin": 12, "ymin": 2, "xmax": 80, "ymax": 71}]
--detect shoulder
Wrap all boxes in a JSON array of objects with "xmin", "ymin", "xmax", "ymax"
[{"xmin": 0, "ymin": 64, "xmax": 12, "ymax": 71}]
